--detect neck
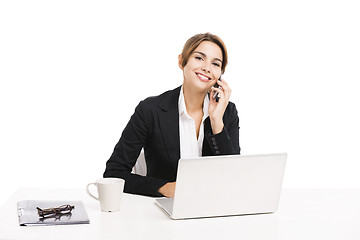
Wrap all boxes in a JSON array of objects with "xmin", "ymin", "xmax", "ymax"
[{"xmin": 182, "ymin": 83, "xmax": 207, "ymax": 113}]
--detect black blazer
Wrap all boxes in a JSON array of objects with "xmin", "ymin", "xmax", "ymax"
[{"xmin": 103, "ymin": 86, "xmax": 240, "ymax": 197}]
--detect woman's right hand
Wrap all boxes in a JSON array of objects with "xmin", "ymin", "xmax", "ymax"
[
  {"xmin": 208, "ymin": 78, "xmax": 232, "ymax": 134},
  {"xmin": 158, "ymin": 182, "xmax": 176, "ymax": 198}
]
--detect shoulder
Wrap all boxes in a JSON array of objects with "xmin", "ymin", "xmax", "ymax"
[{"xmin": 137, "ymin": 86, "xmax": 181, "ymax": 112}]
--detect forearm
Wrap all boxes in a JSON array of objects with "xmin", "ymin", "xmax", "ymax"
[
  {"xmin": 104, "ymin": 166, "xmax": 168, "ymax": 197},
  {"xmin": 204, "ymin": 127, "xmax": 238, "ymax": 155},
  {"xmin": 204, "ymin": 103, "xmax": 240, "ymax": 156}
]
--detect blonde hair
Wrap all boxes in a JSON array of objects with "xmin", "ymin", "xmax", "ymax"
[{"xmin": 180, "ymin": 32, "xmax": 228, "ymax": 74}]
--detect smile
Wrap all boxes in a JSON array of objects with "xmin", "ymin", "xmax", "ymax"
[{"xmin": 196, "ymin": 73, "xmax": 211, "ymax": 81}]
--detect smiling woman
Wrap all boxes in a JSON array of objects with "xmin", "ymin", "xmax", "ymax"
[
  {"xmin": 181, "ymin": 41, "xmax": 223, "ymax": 94},
  {"xmin": 179, "ymin": 33, "xmax": 228, "ymax": 74},
  {"xmin": 103, "ymin": 32, "xmax": 240, "ymax": 198}
]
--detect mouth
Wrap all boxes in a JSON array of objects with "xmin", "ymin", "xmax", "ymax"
[{"xmin": 195, "ymin": 72, "xmax": 212, "ymax": 82}]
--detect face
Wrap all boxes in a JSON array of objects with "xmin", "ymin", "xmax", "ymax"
[{"xmin": 179, "ymin": 41, "xmax": 223, "ymax": 93}]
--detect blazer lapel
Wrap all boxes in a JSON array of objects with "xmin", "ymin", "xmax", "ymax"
[{"xmin": 157, "ymin": 86, "xmax": 181, "ymax": 174}]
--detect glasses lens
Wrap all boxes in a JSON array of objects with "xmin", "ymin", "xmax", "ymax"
[{"xmin": 59, "ymin": 205, "xmax": 73, "ymax": 214}]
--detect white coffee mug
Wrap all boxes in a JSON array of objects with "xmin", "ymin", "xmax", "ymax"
[{"xmin": 86, "ymin": 178, "xmax": 125, "ymax": 212}]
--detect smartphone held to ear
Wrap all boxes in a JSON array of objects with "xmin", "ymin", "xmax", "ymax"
[{"xmin": 212, "ymin": 75, "xmax": 222, "ymax": 102}]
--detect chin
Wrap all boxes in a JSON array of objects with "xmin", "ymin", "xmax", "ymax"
[
  {"xmin": 193, "ymin": 81, "xmax": 212, "ymax": 93},
  {"xmin": 184, "ymin": 76, "xmax": 213, "ymax": 93}
]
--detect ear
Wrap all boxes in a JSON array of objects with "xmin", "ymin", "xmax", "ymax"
[{"xmin": 178, "ymin": 54, "xmax": 184, "ymax": 70}]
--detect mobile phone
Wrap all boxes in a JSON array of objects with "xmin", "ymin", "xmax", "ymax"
[{"xmin": 212, "ymin": 75, "xmax": 222, "ymax": 102}]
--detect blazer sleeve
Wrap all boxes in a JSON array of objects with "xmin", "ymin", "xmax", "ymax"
[
  {"xmin": 103, "ymin": 101, "xmax": 168, "ymax": 197},
  {"xmin": 203, "ymin": 102, "xmax": 240, "ymax": 156}
]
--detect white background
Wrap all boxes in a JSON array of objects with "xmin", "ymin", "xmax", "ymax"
[{"xmin": 1, "ymin": 0, "xmax": 359, "ymax": 206}]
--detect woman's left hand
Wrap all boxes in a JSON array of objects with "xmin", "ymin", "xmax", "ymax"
[{"xmin": 208, "ymin": 78, "xmax": 232, "ymax": 134}]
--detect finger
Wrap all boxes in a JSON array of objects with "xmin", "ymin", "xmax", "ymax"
[
  {"xmin": 209, "ymin": 87, "xmax": 218, "ymax": 101},
  {"xmin": 209, "ymin": 87, "xmax": 217, "ymax": 100},
  {"xmin": 217, "ymin": 79, "xmax": 231, "ymax": 98},
  {"xmin": 212, "ymin": 86, "xmax": 223, "ymax": 94},
  {"xmin": 211, "ymin": 87, "xmax": 225, "ymax": 100},
  {"xmin": 217, "ymin": 78, "xmax": 227, "ymax": 86},
  {"xmin": 218, "ymin": 79, "xmax": 230, "ymax": 92}
]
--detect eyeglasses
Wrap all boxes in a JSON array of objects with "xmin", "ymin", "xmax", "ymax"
[{"xmin": 37, "ymin": 204, "xmax": 75, "ymax": 218}]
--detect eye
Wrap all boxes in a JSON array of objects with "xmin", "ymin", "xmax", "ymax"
[
  {"xmin": 195, "ymin": 56, "xmax": 203, "ymax": 61},
  {"xmin": 212, "ymin": 62, "xmax": 221, "ymax": 67}
]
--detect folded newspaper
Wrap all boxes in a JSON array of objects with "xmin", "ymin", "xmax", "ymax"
[{"xmin": 17, "ymin": 200, "xmax": 90, "ymax": 226}]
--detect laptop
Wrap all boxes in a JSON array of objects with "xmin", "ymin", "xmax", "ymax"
[{"xmin": 156, "ymin": 153, "xmax": 287, "ymax": 219}]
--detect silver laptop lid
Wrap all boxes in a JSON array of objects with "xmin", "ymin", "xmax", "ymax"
[{"xmin": 171, "ymin": 153, "xmax": 287, "ymax": 219}]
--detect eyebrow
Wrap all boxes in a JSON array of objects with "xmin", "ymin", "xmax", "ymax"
[{"xmin": 193, "ymin": 51, "xmax": 223, "ymax": 63}]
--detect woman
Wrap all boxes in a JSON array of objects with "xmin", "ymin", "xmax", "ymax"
[{"xmin": 103, "ymin": 33, "xmax": 240, "ymax": 198}]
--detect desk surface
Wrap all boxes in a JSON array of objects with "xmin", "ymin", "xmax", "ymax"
[{"xmin": 0, "ymin": 188, "xmax": 359, "ymax": 240}]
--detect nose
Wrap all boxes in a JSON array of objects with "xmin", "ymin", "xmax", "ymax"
[{"xmin": 201, "ymin": 61, "xmax": 211, "ymax": 73}]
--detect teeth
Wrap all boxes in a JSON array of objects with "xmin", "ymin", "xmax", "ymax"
[{"xmin": 197, "ymin": 73, "xmax": 209, "ymax": 80}]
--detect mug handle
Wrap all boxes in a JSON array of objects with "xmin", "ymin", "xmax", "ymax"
[{"xmin": 86, "ymin": 183, "xmax": 99, "ymax": 200}]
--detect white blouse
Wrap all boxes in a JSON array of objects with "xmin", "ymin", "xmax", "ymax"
[{"xmin": 178, "ymin": 86, "xmax": 209, "ymax": 159}]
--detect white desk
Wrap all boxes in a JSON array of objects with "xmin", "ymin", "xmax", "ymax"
[{"xmin": 0, "ymin": 188, "xmax": 359, "ymax": 240}]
